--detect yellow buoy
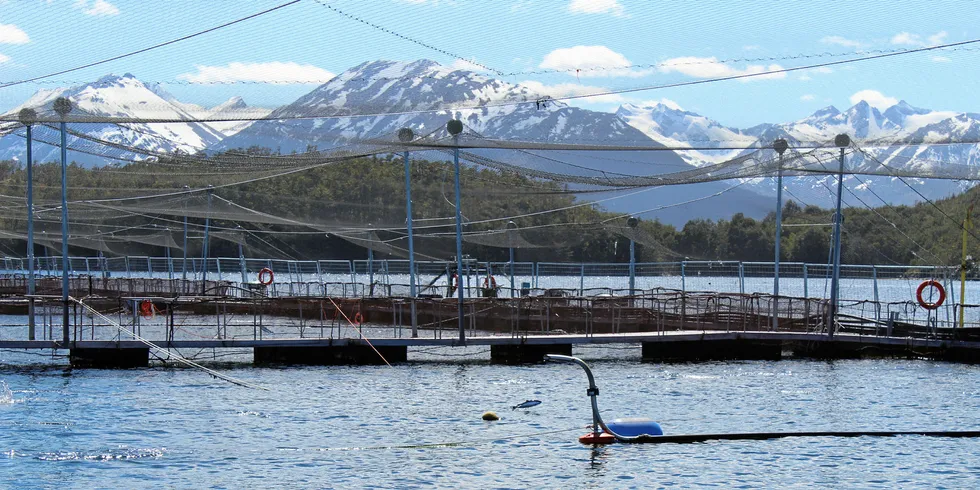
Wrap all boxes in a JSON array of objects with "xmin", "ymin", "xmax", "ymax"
[{"xmin": 482, "ymin": 411, "xmax": 499, "ymax": 421}]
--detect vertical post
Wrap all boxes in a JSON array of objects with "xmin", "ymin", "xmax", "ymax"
[
  {"xmin": 237, "ymin": 225, "xmax": 246, "ymax": 286},
  {"xmin": 800, "ymin": 263, "xmax": 807, "ymax": 298},
  {"xmin": 828, "ymin": 134, "xmax": 850, "ymax": 339},
  {"xmin": 960, "ymin": 206, "xmax": 972, "ymax": 329},
  {"xmin": 397, "ymin": 130, "xmax": 419, "ymax": 337},
  {"xmin": 772, "ymin": 139, "xmax": 788, "ymax": 331},
  {"xmin": 201, "ymin": 185, "xmax": 213, "ymax": 295},
  {"xmin": 507, "ymin": 220, "xmax": 517, "ymax": 299},
  {"xmin": 182, "ymin": 185, "xmax": 190, "ymax": 282},
  {"xmin": 19, "ymin": 108, "xmax": 38, "ymax": 340},
  {"xmin": 447, "ymin": 119, "xmax": 465, "ymax": 343},
  {"xmin": 627, "ymin": 217, "xmax": 638, "ymax": 297},
  {"xmin": 580, "ymin": 263, "xmax": 585, "ymax": 296},
  {"xmin": 681, "ymin": 261, "xmax": 686, "ymax": 293},
  {"xmin": 54, "ymin": 97, "xmax": 72, "ymax": 345},
  {"xmin": 368, "ymin": 247, "xmax": 374, "ymax": 297},
  {"xmin": 872, "ymin": 265, "xmax": 880, "ymax": 324}
]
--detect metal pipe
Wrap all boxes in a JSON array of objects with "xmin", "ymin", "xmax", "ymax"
[
  {"xmin": 24, "ymin": 118, "xmax": 36, "ymax": 340},
  {"xmin": 403, "ymin": 150, "xmax": 418, "ymax": 337},
  {"xmin": 449, "ymin": 121, "xmax": 465, "ymax": 343},
  {"xmin": 829, "ymin": 135, "xmax": 850, "ymax": 339},
  {"xmin": 59, "ymin": 120, "xmax": 70, "ymax": 344},
  {"xmin": 201, "ymin": 185, "xmax": 213, "ymax": 294},
  {"xmin": 772, "ymin": 139, "xmax": 787, "ymax": 331}
]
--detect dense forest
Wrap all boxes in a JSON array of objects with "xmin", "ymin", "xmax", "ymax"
[{"xmin": 0, "ymin": 149, "xmax": 977, "ymax": 266}]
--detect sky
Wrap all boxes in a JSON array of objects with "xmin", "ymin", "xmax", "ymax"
[{"xmin": 1, "ymin": 0, "xmax": 978, "ymax": 128}]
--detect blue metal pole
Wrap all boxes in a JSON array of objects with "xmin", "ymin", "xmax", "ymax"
[
  {"xmin": 368, "ymin": 247, "xmax": 374, "ymax": 297},
  {"xmin": 25, "ymin": 124, "xmax": 36, "ymax": 340},
  {"xmin": 238, "ymin": 226, "xmax": 246, "ymax": 286},
  {"xmin": 403, "ymin": 150, "xmax": 418, "ymax": 337},
  {"xmin": 509, "ymin": 246, "xmax": 515, "ymax": 298},
  {"xmin": 774, "ymin": 155, "xmax": 784, "ymax": 329},
  {"xmin": 629, "ymin": 239, "xmax": 636, "ymax": 296},
  {"xmin": 201, "ymin": 185, "xmax": 213, "ymax": 295},
  {"xmin": 828, "ymin": 145, "xmax": 846, "ymax": 339},
  {"xmin": 182, "ymin": 185, "xmax": 189, "ymax": 282},
  {"xmin": 59, "ymin": 120, "xmax": 70, "ymax": 344},
  {"xmin": 453, "ymin": 139, "xmax": 465, "ymax": 343}
]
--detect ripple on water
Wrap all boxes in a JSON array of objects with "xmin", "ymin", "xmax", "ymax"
[{"xmin": 35, "ymin": 447, "xmax": 166, "ymax": 461}]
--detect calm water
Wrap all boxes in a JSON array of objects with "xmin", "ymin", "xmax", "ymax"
[{"xmin": 2, "ymin": 348, "xmax": 979, "ymax": 489}]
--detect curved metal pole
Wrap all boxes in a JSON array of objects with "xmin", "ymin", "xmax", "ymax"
[{"xmin": 544, "ymin": 354, "xmax": 658, "ymax": 442}]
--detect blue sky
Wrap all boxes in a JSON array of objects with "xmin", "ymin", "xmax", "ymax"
[{"xmin": 1, "ymin": 0, "xmax": 978, "ymax": 127}]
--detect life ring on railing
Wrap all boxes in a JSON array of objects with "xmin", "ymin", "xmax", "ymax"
[
  {"xmin": 916, "ymin": 280, "xmax": 946, "ymax": 310},
  {"xmin": 139, "ymin": 300, "xmax": 154, "ymax": 319},
  {"xmin": 483, "ymin": 275, "xmax": 497, "ymax": 289},
  {"xmin": 353, "ymin": 311, "xmax": 364, "ymax": 326},
  {"xmin": 449, "ymin": 273, "xmax": 459, "ymax": 294},
  {"xmin": 258, "ymin": 267, "xmax": 274, "ymax": 286}
]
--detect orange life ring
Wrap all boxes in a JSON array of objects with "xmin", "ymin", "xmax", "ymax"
[
  {"xmin": 139, "ymin": 300, "xmax": 154, "ymax": 319},
  {"xmin": 483, "ymin": 276, "xmax": 497, "ymax": 289},
  {"xmin": 353, "ymin": 312, "xmax": 364, "ymax": 325},
  {"xmin": 258, "ymin": 267, "xmax": 274, "ymax": 285},
  {"xmin": 916, "ymin": 280, "xmax": 946, "ymax": 310}
]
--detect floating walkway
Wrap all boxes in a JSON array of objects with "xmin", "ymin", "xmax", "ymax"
[{"xmin": 2, "ymin": 331, "xmax": 978, "ymax": 367}]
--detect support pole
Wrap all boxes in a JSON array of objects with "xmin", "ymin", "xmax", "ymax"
[
  {"xmin": 627, "ymin": 217, "xmax": 638, "ymax": 296},
  {"xmin": 398, "ymin": 137, "xmax": 418, "ymax": 337},
  {"xmin": 201, "ymin": 185, "xmax": 213, "ymax": 295},
  {"xmin": 960, "ymin": 206, "xmax": 973, "ymax": 329},
  {"xmin": 828, "ymin": 134, "xmax": 850, "ymax": 339},
  {"xmin": 54, "ymin": 97, "xmax": 72, "ymax": 345},
  {"xmin": 448, "ymin": 120, "xmax": 465, "ymax": 343},
  {"xmin": 182, "ymin": 185, "xmax": 189, "ymax": 282},
  {"xmin": 507, "ymin": 220, "xmax": 517, "ymax": 299},
  {"xmin": 19, "ymin": 109, "xmax": 37, "ymax": 340},
  {"xmin": 772, "ymin": 139, "xmax": 788, "ymax": 331},
  {"xmin": 237, "ymin": 225, "xmax": 246, "ymax": 286}
]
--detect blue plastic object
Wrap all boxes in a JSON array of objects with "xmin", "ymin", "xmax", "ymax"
[{"xmin": 606, "ymin": 418, "xmax": 664, "ymax": 437}]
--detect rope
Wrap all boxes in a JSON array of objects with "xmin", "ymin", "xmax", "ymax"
[
  {"xmin": 70, "ymin": 296, "xmax": 268, "ymax": 391},
  {"xmin": 326, "ymin": 297, "xmax": 391, "ymax": 367}
]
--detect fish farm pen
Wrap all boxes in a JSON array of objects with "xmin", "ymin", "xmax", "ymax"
[{"xmin": 0, "ymin": 255, "xmax": 978, "ymax": 367}]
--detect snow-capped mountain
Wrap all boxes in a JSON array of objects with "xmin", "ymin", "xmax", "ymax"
[
  {"xmin": 213, "ymin": 59, "xmax": 772, "ymax": 224},
  {"xmin": 0, "ymin": 74, "xmax": 264, "ymax": 164},
  {"xmin": 615, "ymin": 103, "xmax": 755, "ymax": 165},
  {"xmin": 619, "ymin": 99, "xmax": 980, "ymax": 206}
]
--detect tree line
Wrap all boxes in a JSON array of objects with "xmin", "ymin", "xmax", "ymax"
[{"xmin": 0, "ymin": 149, "xmax": 976, "ymax": 266}]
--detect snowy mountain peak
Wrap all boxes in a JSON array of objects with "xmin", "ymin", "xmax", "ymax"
[{"xmin": 212, "ymin": 96, "xmax": 248, "ymax": 112}]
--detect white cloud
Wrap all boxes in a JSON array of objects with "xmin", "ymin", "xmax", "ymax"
[
  {"xmin": 0, "ymin": 24, "xmax": 30, "ymax": 44},
  {"xmin": 0, "ymin": 53, "xmax": 9, "ymax": 64},
  {"xmin": 928, "ymin": 31, "xmax": 948, "ymax": 46},
  {"xmin": 800, "ymin": 94, "xmax": 816, "ymax": 101},
  {"xmin": 540, "ymin": 45, "xmax": 651, "ymax": 78},
  {"xmin": 931, "ymin": 55, "xmax": 951, "ymax": 63},
  {"xmin": 568, "ymin": 0, "xmax": 624, "ymax": 17},
  {"xmin": 659, "ymin": 56, "xmax": 786, "ymax": 81},
  {"xmin": 849, "ymin": 89, "xmax": 898, "ymax": 110},
  {"xmin": 75, "ymin": 0, "xmax": 120, "ymax": 17},
  {"xmin": 519, "ymin": 80, "xmax": 624, "ymax": 104},
  {"xmin": 891, "ymin": 30, "xmax": 947, "ymax": 47},
  {"xmin": 177, "ymin": 62, "xmax": 336, "ymax": 84},
  {"xmin": 742, "ymin": 45, "xmax": 760, "ymax": 51},
  {"xmin": 820, "ymin": 35, "xmax": 864, "ymax": 49}
]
